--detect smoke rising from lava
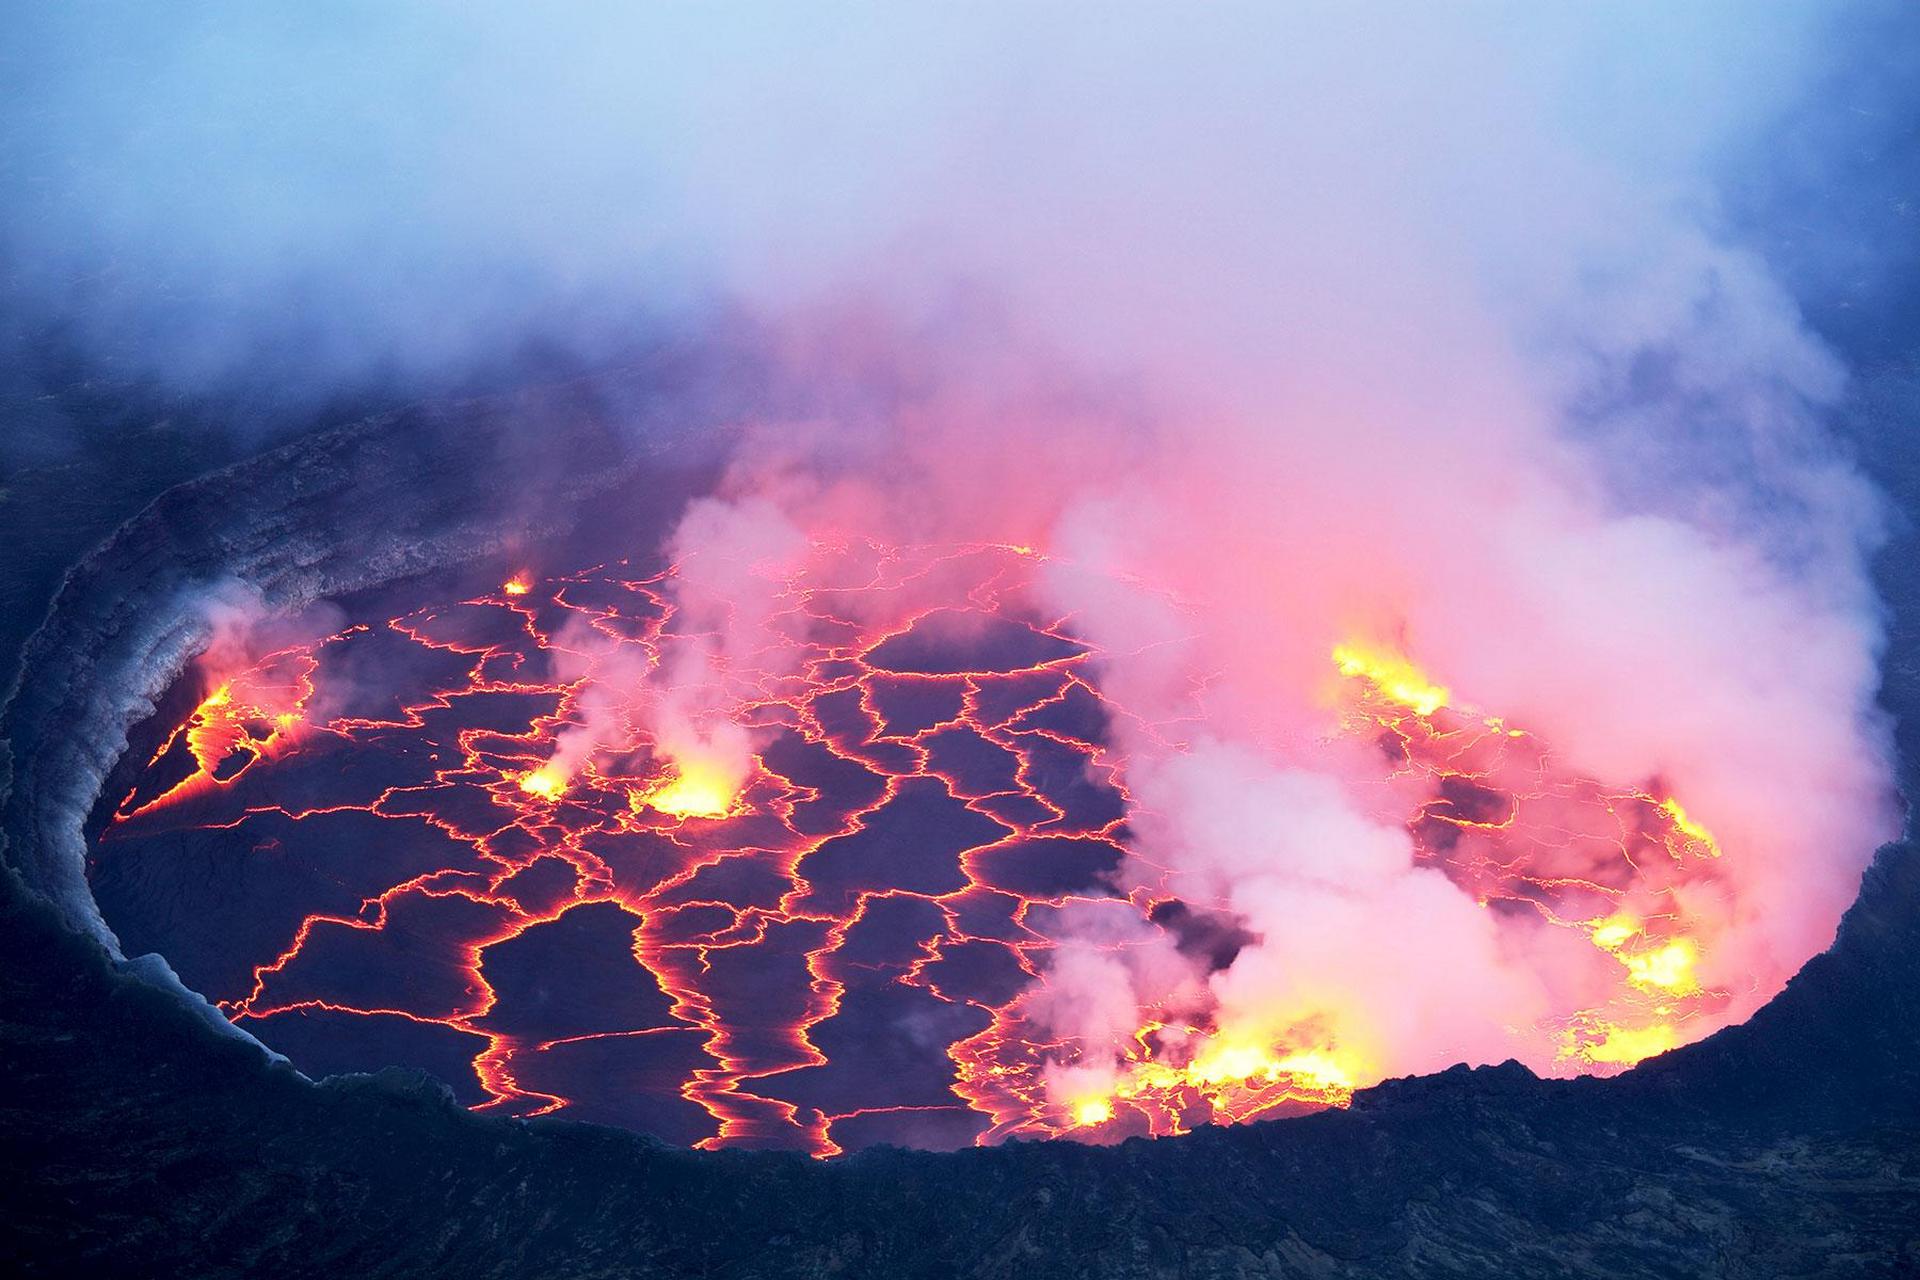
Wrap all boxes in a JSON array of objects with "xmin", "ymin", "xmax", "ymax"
[
  {"xmin": 536, "ymin": 497, "xmax": 809, "ymax": 811},
  {"xmin": 628, "ymin": 6, "xmax": 1901, "ymax": 1102},
  {"xmin": 16, "ymin": 5, "xmax": 1910, "ymax": 1130}
]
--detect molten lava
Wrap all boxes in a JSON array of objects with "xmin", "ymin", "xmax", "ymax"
[
  {"xmin": 517, "ymin": 767, "xmax": 568, "ymax": 800},
  {"xmin": 633, "ymin": 763, "xmax": 743, "ymax": 820},
  {"xmin": 1331, "ymin": 641, "xmax": 1450, "ymax": 716},
  {"xmin": 97, "ymin": 543, "xmax": 1741, "ymax": 1155}
]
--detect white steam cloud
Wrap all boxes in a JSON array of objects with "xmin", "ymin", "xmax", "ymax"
[{"xmin": 7, "ymin": 4, "xmax": 1905, "ymax": 1100}]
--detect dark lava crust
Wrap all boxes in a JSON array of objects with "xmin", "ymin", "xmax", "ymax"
[
  {"xmin": 2, "ymin": 379, "xmax": 1918, "ymax": 1278},
  {"xmin": 2, "ymin": 837, "xmax": 1915, "ymax": 1279}
]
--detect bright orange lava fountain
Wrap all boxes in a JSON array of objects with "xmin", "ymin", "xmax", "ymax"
[{"xmin": 97, "ymin": 542, "xmax": 1732, "ymax": 1154}]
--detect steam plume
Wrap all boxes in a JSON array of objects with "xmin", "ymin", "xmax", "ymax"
[{"xmin": 8, "ymin": 4, "xmax": 1907, "ymax": 1105}]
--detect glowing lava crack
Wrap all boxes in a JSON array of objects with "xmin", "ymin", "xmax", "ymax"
[{"xmin": 94, "ymin": 541, "xmax": 1735, "ymax": 1154}]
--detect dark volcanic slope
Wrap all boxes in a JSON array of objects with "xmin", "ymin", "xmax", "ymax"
[{"xmin": 3, "ymin": 834, "xmax": 1917, "ymax": 1279}]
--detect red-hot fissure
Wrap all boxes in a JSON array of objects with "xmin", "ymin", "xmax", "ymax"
[{"xmin": 99, "ymin": 541, "xmax": 1730, "ymax": 1155}]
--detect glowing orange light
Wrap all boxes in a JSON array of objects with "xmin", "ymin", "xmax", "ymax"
[
  {"xmin": 633, "ymin": 762, "xmax": 739, "ymax": 819},
  {"xmin": 107, "ymin": 541, "xmax": 1755, "ymax": 1154},
  {"xmin": 1061, "ymin": 1037, "xmax": 1366, "ymax": 1132},
  {"xmin": 1331, "ymin": 642, "xmax": 1449, "ymax": 715},
  {"xmin": 1623, "ymin": 940, "xmax": 1699, "ymax": 994},
  {"xmin": 1072, "ymin": 1097, "xmax": 1113, "ymax": 1127},
  {"xmin": 1659, "ymin": 797, "xmax": 1722, "ymax": 858},
  {"xmin": 1186, "ymin": 1040, "xmax": 1282, "ymax": 1085},
  {"xmin": 517, "ymin": 766, "xmax": 566, "ymax": 800},
  {"xmin": 1571, "ymin": 1022, "xmax": 1679, "ymax": 1066},
  {"xmin": 109, "ymin": 654, "xmax": 319, "ymax": 823},
  {"xmin": 1588, "ymin": 914, "xmax": 1639, "ymax": 951},
  {"xmin": 1269, "ymin": 1049, "xmax": 1358, "ymax": 1092},
  {"xmin": 1586, "ymin": 913, "xmax": 1700, "ymax": 996}
]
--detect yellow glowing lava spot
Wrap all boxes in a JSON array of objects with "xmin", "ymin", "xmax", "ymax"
[
  {"xmin": 1071, "ymin": 1038, "xmax": 1365, "ymax": 1131},
  {"xmin": 1659, "ymin": 797, "xmax": 1723, "ymax": 858},
  {"xmin": 1571, "ymin": 1021, "xmax": 1679, "ymax": 1066},
  {"xmin": 1623, "ymin": 940, "xmax": 1699, "ymax": 994},
  {"xmin": 1072, "ymin": 1098, "xmax": 1113, "ymax": 1127},
  {"xmin": 632, "ymin": 762, "xmax": 741, "ymax": 820},
  {"xmin": 1586, "ymin": 916, "xmax": 1700, "ymax": 995},
  {"xmin": 1331, "ymin": 643, "xmax": 1450, "ymax": 716},
  {"xmin": 1588, "ymin": 914, "xmax": 1639, "ymax": 951},
  {"xmin": 1268, "ymin": 1049, "xmax": 1357, "ymax": 1093},
  {"xmin": 503, "ymin": 573, "xmax": 532, "ymax": 596},
  {"xmin": 518, "ymin": 766, "xmax": 567, "ymax": 800},
  {"xmin": 1186, "ymin": 1041, "xmax": 1306, "ymax": 1086}
]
